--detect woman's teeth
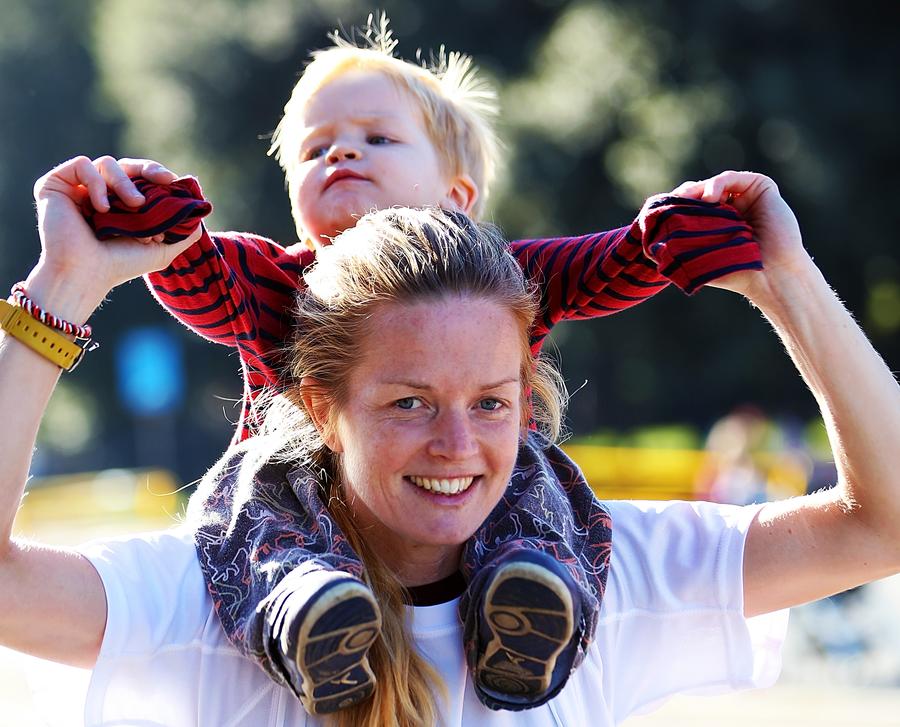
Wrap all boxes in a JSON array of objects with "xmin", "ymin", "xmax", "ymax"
[{"xmin": 409, "ymin": 476, "xmax": 475, "ymax": 495}]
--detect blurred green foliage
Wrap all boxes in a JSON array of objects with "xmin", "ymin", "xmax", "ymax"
[{"xmin": 1, "ymin": 0, "xmax": 897, "ymax": 484}]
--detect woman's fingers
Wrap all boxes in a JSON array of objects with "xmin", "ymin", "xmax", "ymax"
[
  {"xmin": 34, "ymin": 156, "xmax": 109, "ymax": 211},
  {"xmin": 700, "ymin": 171, "xmax": 779, "ymax": 209},
  {"xmin": 671, "ymin": 171, "xmax": 780, "ymax": 210},
  {"xmin": 93, "ymin": 156, "xmax": 145, "ymax": 208},
  {"xmin": 670, "ymin": 180, "xmax": 703, "ymax": 198},
  {"xmin": 33, "ymin": 155, "xmax": 152, "ymax": 213},
  {"xmin": 117, "ymin": 158, "xmax": 178, "ymax": 184}
]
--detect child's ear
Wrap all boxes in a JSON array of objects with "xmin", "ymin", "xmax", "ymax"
[
  {"xmin": 299, "ymin": 377, "xmax": 343, "ymax": 452},
  {"xmin": 445, "ymin": 174, "xmax": 479, "ymax": 215}
]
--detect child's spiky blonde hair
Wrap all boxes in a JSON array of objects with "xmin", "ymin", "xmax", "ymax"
[{"xmin": 269, "ymin": 14, "xmax": 500, "ymax": 224}]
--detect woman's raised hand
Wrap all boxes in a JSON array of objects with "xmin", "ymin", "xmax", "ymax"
[
  {"xmin": 671, "ymin": 171, "xmax": 813, "ymax": 305},
  {"xmin": 29, "ymin": 155, "xmax": 200, "ymax": 314}
]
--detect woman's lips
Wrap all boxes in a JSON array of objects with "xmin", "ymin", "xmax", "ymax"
[
  {"xmin": 405, "ymin": 475, "xmax": 481, "ymax": 502},
  {"xmin": 408, "ymin": 475, "xmax": 476, "ymax": 495}
]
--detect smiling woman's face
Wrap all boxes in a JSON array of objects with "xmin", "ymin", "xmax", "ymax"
[{"xmin": 326, "ymin": 295, "xmax": 523, "ymax": 583}]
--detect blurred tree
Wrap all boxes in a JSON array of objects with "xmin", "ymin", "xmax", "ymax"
[
  {"xmin": 0, "ymin": 0, "xmax": 123, "ymax": 475},
  {"xmin": 1, "ymin": 0, "xmax": 896, "ymax": 482},
  {"xmin": 493, "ymin": 0, "xmax": 900, "ymax": 435}
]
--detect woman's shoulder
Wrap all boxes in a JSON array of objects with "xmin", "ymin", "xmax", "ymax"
[
  {"xmin": 79, "ymin": 525, "xmax": 199, "ymax": 580},
  {"xmin": 79, "ymin": 526, "xmax": 212, "ymax": 651},
  {"xmin": 73, "ymin": 527, "xmax": 315, "ymax": 725},
  {"xmin": 602, "ymin": 499, "xmax": 761, "ymax": 616}
]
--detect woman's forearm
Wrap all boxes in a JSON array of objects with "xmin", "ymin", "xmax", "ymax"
[
  {"xmin": 0, "ymin": 264, "xmax": 110, "ymax": 666},
  {"xmin": 0, "ymin": 333, "xmax": 62, "ymax": 548},
  {"xmin": 0, "ymin": 262, "xmax": 104, "ymax": 544}
]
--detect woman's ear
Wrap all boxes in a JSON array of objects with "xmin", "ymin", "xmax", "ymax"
[
  {"xmin": 445, "ymin": 174, "xmax": 479, "ymax": 215},
  {"xmin": 299, "ymin": 376, "xmax": 343, "ymax": 452}
]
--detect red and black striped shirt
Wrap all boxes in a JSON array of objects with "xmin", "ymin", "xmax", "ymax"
[{"xmin": 144, "ymin": 195, "xmax": 760, "ymax": 442}]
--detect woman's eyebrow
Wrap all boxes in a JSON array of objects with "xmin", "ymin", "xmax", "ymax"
[
  {"xmin": 481, "ymin": 377, "xmax": 520, "ymax": 389},
  {"xmin": 380, "ymin": 379, "xmax": 430, "ymax": 390},
  {"xmin": 379, "ymin": 377, "xmax": 519, "ymax": 390}
]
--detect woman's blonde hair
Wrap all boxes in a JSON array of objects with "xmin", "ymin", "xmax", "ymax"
[
  {"xmin": 269, "ymin": 14, "xmax": 500, "ymax": 229},
  {"xmin": 247, "ymin": 206, "xmax": 566, "ymax": 727}
]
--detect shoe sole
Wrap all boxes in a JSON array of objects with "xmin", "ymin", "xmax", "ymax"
[
  {"xmin": 290, "ymin": 580, "xmax": 382, "ymax": 715},
  {"xmin": 477, "ymin": 560, "xmax": 575, "ymax": 701}
]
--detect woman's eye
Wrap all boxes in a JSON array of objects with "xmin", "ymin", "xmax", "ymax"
[
  {"xmin": 367, "ymin": 135, "xmax": 392, "ymax": 145},
  {"xmin": 395, "ymin": 397, "xmax": 422, "ymax": 410},
  {"xmin": 479, "ymin": 398, "xmax": 504, "ymax": 412}
]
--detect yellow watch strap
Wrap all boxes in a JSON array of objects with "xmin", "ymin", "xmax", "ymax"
[{"xmin": 0, "ymin": 299, "xmax": 88, "ymax": 371}]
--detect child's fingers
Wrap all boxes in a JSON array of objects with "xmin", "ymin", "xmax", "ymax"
[
  {"xmin": 183, "ymin": 224, "xmax": 203, "ymax": 247},
  {"xmin": 135, "ymin": 234, "xmax": 167, "ymax": 245}
]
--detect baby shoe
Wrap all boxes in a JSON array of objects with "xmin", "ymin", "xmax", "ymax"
[
  {"xmin": 267, "ymin": 569, "xmax": 382, "ymax": 714},
  {"xmin": 474, "ymin": 548, "xmax": 581, "ymax": 710}
]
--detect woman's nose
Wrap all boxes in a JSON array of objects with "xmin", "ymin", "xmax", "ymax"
[{"xmin": 428, "ymin": 410, "xmax": 478, "ymax": 460}]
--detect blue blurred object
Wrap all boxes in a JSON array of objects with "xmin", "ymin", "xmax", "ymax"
[{"xmin": 116, "ymin": 327, "xmax": 184, "ymax": 416}]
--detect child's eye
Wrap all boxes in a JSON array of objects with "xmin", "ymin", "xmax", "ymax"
[
  {"xmin": 367, "ymin": 135, "xmax": 392, "ymax": 146},
  {"xmin": 479, "ymin": 398, "xmax": 504, "ymax": 412},
  {"xmin": 303, "ymin": 146, "xmax": 327, "ymax": 161},
  {"xmin": 395, "ymin": 397, "xmax": 422, "ymax": 410}
]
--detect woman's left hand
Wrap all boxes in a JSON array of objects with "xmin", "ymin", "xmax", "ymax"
[{"xmin": 671, "ymin": 171, "xmax": 813, "ymax": 304}]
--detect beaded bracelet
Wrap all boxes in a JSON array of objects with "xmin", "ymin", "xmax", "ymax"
[{"xmin": 10, "ymin": 282, "xmax": 92, "ymax": 339}]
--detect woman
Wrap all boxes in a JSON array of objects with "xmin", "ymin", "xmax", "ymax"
[{"xmin": 1, "ymin": 159, "xmax": 898, "ymax": 726}]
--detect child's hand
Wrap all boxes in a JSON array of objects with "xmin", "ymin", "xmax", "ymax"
[{"xmin": 671, "ymin": 171, "xmax": 814, "ymax": 304}]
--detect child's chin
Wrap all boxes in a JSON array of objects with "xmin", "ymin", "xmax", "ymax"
[{"xmin": 302, "ymin": 203, "xmax": 374, "ymax": 241}]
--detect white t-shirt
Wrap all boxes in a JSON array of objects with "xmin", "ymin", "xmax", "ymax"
[{"xmin": 68, "ymin": 500, "xmax": 786, "ymax": 726}]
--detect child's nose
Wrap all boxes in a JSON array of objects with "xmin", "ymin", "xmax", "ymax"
[{"xmin": 327, "ymin": 144, "xmax": 360, "ymax": 164}]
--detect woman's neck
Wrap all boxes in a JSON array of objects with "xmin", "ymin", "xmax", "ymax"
[
  {"xmin": 355, "ymin": 518, "xmax": 462, "ymax": 586},
  {"xmin": 380, "ymin": 539, "xmax": 463, "ymax": 587},
  {"xmin": 333, "ymin": 485, "xmax": 464, "ymax": 586}
]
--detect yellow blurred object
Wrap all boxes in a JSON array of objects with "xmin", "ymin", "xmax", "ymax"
[
  {"xmin": 13, "ymin": 468, "xmax": 184, "ymax": 544},
  {"xmin": 562, "ymin": 444, "xmax": 809, "ymax": 501}
]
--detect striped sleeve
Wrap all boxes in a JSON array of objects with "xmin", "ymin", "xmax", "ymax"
[
  {"xmin": 511, "ymin": 197, "xmax": 762, "ymax": 352},
  {"xmin": 83, "ymin": 176, "xmax": 212, "ymax": 243},
  {"xmin": 144, "ymin": 230, "xmax": 314, "ymax": 441}
]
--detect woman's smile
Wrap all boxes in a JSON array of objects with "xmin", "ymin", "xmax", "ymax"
[{"xmin": 407, "ymin": 475, "xmax": 478, "ymax": 496}]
